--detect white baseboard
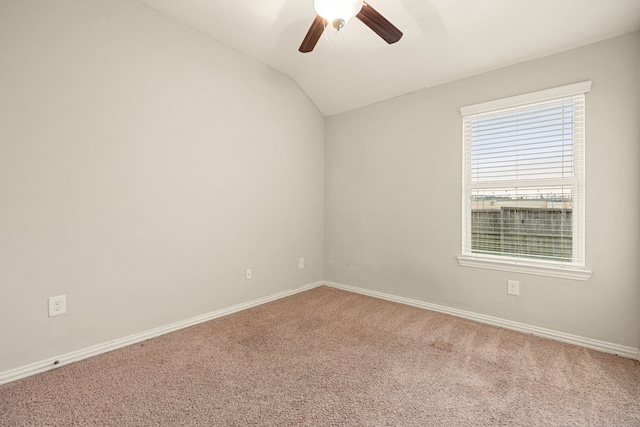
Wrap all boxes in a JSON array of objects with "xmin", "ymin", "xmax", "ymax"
[
  {"xmin": 324, "ymin": 281, "xmax": 640, "ymax": 360},
  {"xmin": 0, "ymin": 281, "xmax": 324, "ymax": 386},
  {"xmin": 3, "ymin": 280, "xmax": 636, "ymax": 386}
]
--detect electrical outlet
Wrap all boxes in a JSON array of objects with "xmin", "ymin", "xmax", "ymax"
[
  {"xmin": 299, "ymin": 258, "xmax": 305, "ymax": 269},
  {"xmin": 245, "ymin": 268, "xmax": 252, "ymax": 280},
  {"xmin": 507, "ymin": 280, "xmax": 520, "ymax": 296},
  {"xmin": 48, "ymin": 295, "xmax": 67, "ymax": 317}
]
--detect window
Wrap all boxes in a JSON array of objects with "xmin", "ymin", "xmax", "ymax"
[{"xmin": 458, "ymin": 82, "xmax": 592, "ymax": 280}]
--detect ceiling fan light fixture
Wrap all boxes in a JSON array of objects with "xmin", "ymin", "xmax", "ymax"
[
  {"xmin": 313, "ymin": 0, "xmax": 363, "ymax": 29},
  {"xmin": 299, "ymin": 0, "xmax": 402, "ymax": 53}
]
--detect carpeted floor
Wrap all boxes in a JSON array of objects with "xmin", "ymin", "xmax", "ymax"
[{"xmin": 1, "ymin": 286, "xmax": 639, "ymax": 426}]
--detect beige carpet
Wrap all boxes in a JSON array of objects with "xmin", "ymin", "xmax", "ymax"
[{"xmin": 1, "ymin": 286, "xmax": 639, "ymax": 426}]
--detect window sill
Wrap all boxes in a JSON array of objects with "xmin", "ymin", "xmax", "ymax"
[{"xmin": 457, "ymin": 255, "xmax": 592, "ymax": 281}]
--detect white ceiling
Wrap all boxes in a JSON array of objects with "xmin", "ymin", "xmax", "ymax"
[{"xmin": 138, "ymin": 0, "xmax": 640, "ymax": 116}]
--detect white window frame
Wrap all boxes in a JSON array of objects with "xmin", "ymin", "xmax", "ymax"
[{"xmin": 457, "ymin": 82, "xmax": 592, "ymax": 281}]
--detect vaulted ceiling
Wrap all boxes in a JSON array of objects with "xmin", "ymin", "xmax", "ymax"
[{"xmin": 138, "ymin": 0, "xmax": 640, "ymax": 116}]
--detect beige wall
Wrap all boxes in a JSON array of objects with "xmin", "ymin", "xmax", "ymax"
[
  {"xmin": 0, "ymin": 0, "xmax": 325, "ymax": 372},
  {"xmin": 325, "ymin": 32, "xmax": 640, "ymax": 348}
]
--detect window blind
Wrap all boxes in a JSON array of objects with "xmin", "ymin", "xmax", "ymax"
[{"xmin": 461, "ymin": 83, "xmax": 589, "ymax": 267}]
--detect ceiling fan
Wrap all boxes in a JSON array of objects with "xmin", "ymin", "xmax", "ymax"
[{"xmin": 299, "ymin": 0, "xmax": 403, "ymax": 53}]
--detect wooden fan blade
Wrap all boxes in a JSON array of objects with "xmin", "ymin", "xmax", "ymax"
[
  {"xmin": 299, "ymin": 15, "xmax": 327, "ymax": 53},
  {"xmin": 356, "ymin": 2, "xmax": 403, "ymax": 44}
]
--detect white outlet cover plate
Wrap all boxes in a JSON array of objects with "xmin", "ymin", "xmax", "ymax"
[
  {"xmin": 48, "ymin": 295, "xmax": 67, "ymax": 317},
  {"xmin": 507, "ymin": 280, "xmax": 520, "ymax": 295}
]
